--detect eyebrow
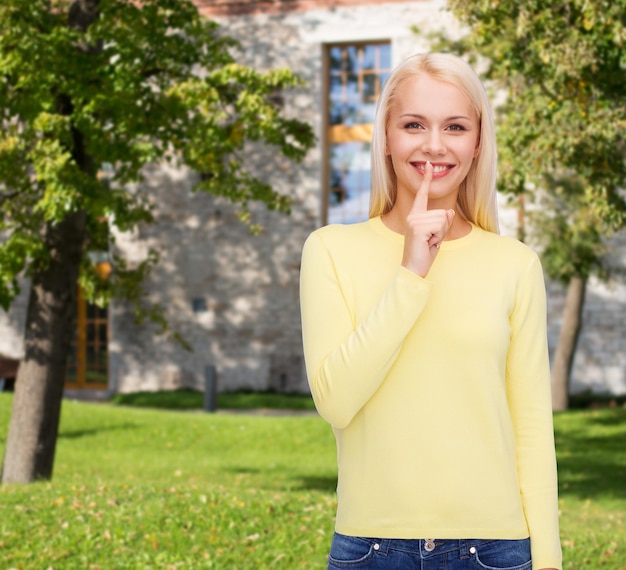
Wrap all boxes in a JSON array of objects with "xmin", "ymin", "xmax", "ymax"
[{"xmin": 399, "ymin": 113, "xmax": 473, "ymax": 122}]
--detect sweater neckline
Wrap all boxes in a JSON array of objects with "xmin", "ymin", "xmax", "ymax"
[{"xmin": 368, "ymin": 215, "xmax": 483, "ymax": 251}]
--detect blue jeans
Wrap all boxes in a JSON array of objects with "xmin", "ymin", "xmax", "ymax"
[{"xmin": 327, "ymin": 534, "xmax": 532, "ymax": 569}]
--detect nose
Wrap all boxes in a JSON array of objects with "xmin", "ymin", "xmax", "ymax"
[{"xmin": 422, "ymin": 131, "xmax": 446, "ymax": 155}]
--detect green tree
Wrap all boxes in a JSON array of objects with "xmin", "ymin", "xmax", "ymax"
[
  {"xmin": 443, "ymin": 0, "xmax": 626, "ymax": 410},
  {"xmin": 0, "ymin": 0, "xmax": 314, "ymax": 483}
]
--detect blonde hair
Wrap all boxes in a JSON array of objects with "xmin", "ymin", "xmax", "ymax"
[{"xmin": 370, "ymin": 53, "xmax": 499, "ymax": 233}]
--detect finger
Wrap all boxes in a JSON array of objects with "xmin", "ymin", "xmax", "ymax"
[
  {"xmin": 411, "ymin": 160, "xmax": 433, "ymax": 214},
  {"xmin": 446, "ymin": 208, "xmax": 456, "ymax": 227},
  {"xmin": 427, "ymin": 209, "xmax": 456, "ymax": 250}
]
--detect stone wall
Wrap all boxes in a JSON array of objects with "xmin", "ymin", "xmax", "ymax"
[
  {"xmin": 110, "ymin": 156, "xmax": 318, "ymax": 394},
  {"xmin": 1, "ymin": 0, "xmax": 624, "ymax": 397},
  {"xmin": 0, "ymin": 286, "xmax": 28, "ymax": 362},
  {"xmin": 110, "ymin": 0, "xmax": 454, "ymax": 394}
]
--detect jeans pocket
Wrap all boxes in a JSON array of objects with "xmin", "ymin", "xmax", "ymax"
[
  {"xmin": 328, "ymin": 533, "xmax": 379, "ymax": 568},
  {"xmin": 470, "ymin": 538, "xmax": 532, "ymax": 570}
]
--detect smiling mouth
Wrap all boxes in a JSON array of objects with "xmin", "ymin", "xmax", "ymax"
[{"xmin": 412, "ymin": 162, "xmax": 454, "ymax": 174}]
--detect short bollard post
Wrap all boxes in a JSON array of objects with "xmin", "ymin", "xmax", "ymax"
[{"xmin": 204, "ymin": 365, "xmax": 217, "ymax": 413}]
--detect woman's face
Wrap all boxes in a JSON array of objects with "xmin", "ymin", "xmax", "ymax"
[{"xmin": 385, "ymin": 73, "xmax": 480, "ymax": 210}]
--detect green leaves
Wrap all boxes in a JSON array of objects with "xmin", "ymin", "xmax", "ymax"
[
  {"xmin": 0, "ymin": 0, "xmax": 314, "ymax": 327},
  {"xmin": 445, "ymin": 0, "xmax": 626, "ymax": 281}
]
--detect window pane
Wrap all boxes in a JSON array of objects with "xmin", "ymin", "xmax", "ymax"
[
  {"xmin": 330, "ymin": 74, "xmax": 343, "ymax": 97},
  {"xmin": 362, "ymin": 73, "xmax": 377, "ymax": 100},
  {"xmin": 362, "ymin": 45, "xmax": 376, "ymax": 70},
  {"xmin": 379, "ymin": 71, "xmax": 390, "ymax": 90},
  {"xmin": 66, "ymin": 368, "xmax": 77, "ymax": 383},
  {"xmin": 66, "ymin": 344, "xmax": 77, "ymax": 382},
  {"xmin": 329, "ymin": 46, "xmax": 343, "ymax": 70},
  {"xmin": 379, "ymin": 44, "xmax": 391, "ymax": 69},
  {"xmin": 346, "ymin": 72, "xmax": 359, "ymax": 97},
  {"xmin": 328, "ymin": 142, "xmax": 372, "ymax": 224},
  {"xmin": 329, "ymin": 100, "xmax": 344, "ymax": 125},
  {"xmin": 87, "ymin": 346, "xmax": 96, "ymax": 367},
  {"xmin": 86, "ymin": 369, "xmax": 107, "ymax": 384},
  {"xmin": 345, "ymin": 46, "xmax": 358, "ymax": 72},
  {"xmin": 344, "ymin": 101, "xmax": 359, "ymax": 126},
  {"xmin": 360, "ymin": 100, "xmax": 378, "ymax": 124}
]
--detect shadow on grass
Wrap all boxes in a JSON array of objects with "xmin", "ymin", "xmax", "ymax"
[
  {"xmin": 555, "ymin": 409, "xmax": 626, "ymax": 501},
  {"xmin": 58, "ymin": 423, "xmax": 138, "ymax": 440},
  {"xmin": 297, "ymin": 475, "xmax": 338, "ymax": 493},
  {"xmin": 225, "ymin": 466, "xmax": 262, "ymax": 475},
  {"xmin": 224, "ymin": 466, "xmax": 337, "ymax": 493}
]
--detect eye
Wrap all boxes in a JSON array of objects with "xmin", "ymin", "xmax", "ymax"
[
  {"xmin": 403, "ymin": 122, "xmax": 424, "ymax": 130},
  {"xmin": 447, "ymin": 123, "xmax": 468, "ymax": 132}
]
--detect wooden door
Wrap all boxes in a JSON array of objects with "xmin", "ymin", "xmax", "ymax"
[{"xmin": 66, "ymin": 264, "xmax": 110, "ymax": 389}]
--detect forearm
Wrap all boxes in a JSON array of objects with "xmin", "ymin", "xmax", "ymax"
[
  {"xmin": 303, "ymin": 266, "xmax": 429, "ymax": 428},
  {"xmin": 300, "ymin": 233, "xmax": 430, "ymax": 428},
  {"xmin": 506, "ymin": 255, "xmax": 562, "ymax": 570}
]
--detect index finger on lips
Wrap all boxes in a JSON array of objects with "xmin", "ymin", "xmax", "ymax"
[{"xmin": 411, "ymin": 161, "xmax": 432, "ymax": 214}]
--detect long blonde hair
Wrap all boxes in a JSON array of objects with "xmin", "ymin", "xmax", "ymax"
[{"xmin": 370, "ymin": 53, "xmax": 499, "ymax": 233}]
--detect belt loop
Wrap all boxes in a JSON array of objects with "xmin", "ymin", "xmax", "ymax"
[
  {"xmin": 376, "ymin": 538, "xmax": 390, "ymax": 555},
  {"xmin": 459, "ymin": 539, "xmax": 469, "ymax": 559}
]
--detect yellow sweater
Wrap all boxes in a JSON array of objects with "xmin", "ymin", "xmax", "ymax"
[{"xmin": 300, "ymin": 216, "xmax": 561, "ymax": 570}]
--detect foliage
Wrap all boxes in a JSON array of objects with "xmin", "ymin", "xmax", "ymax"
[
  {"xmin": 0, "ymin": 0, "xmax": 315, "ymax": 323},
  {"xmin": 109, "ymin": 388, "xmax": 317, "ymax": 411},
  {"xmin": 0, "ymin": 395, "xmax": 625, "ymax": 568},
  {"xmin": 443, "ymin": 0, "xmax": 626, "ymax": 282}
]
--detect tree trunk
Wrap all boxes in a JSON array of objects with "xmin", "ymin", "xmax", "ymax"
[
  {"xmin": 1, "ymin": 0, "xmax": 99, "ymax": 485},
  {"xmin": 2, "ymin": 211, "xmax": 87, "ymax": 483},
  {"xmin": 551, "ymin": 275, "xmax": 587, "ymax": 412}
]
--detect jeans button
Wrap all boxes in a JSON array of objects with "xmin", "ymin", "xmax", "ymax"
[{"xmin": 424, "ymin": 539, "xmax": 435, "ymax": 552}]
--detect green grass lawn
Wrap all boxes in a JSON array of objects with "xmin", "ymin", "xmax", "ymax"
[{"xmin": 0, "ymin": 393, "xmax": 625, "ymax": 569}]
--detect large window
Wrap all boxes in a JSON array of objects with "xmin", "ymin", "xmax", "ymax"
[{"xmin": 325, "ymin": 43, "xmax": 391, "ymax": 224}]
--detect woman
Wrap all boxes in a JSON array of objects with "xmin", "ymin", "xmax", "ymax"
[{"xmin": 300, "ymin": 53, "xmax": 561, "ymax": 570}]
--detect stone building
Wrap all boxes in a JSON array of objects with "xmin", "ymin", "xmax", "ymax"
[{"xmin": 0, "ymin": 0, "xmax": 624, "ymax": 397}]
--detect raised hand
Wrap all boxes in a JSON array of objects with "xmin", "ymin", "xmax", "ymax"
[{"xmin": 401, "ymin": 161, "xmax": 456, "ymax": 277}]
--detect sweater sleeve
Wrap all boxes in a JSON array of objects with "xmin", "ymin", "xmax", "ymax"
[
  {"xmin": 506, "ymin": 253, "xmax": 562, "ymax": 570},
  {"xmin": 299, "ymin": 231, "xmax": 431, "ymax": 429}
]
